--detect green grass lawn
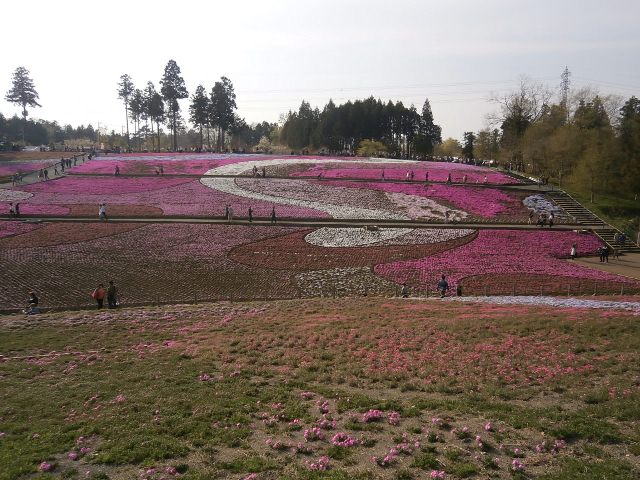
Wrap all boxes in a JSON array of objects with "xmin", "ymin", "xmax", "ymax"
[
  {"xmin": 1, "ymin": 298, "xmax": 639, "ymax": 479},
  {"xmin": 566, "ymin": 187, "xmax": 640, "ymax": 235}
]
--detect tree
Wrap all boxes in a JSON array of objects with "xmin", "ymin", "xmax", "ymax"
[
  {"xmin": 117, "ymin": 74, "xmax": 134, "ymax": 150},
  {"xmin": 356, "ymin": 139, "xmax": 387, "ymax": 157},
  {"xmin": 160, "ymin": 60, "xmax": 188, "ymax": 151},
  {"xmin": 144, "ymin": 82, "xmax": 164, "ymax": 151},
  {"xmin": 129, "ymin": 89, "xmax": 145, "ymax": 151},
  {"xmin": 414, "ymin": 98, "xmax": 442, "ymax": 155},
  {"xmin": 618, "ymin": 96, "xmax": 640, "ymax": 193},
  {"xmin": 189, "ymin": 85, "xmax": 209, "ymax": 150},
  {"xmin": 462, "ymin": 132, "xmax": 476, "ymax": 159},
  {"xmin": 434, "ymin": 137, "xmax": 462, "ymax": 157},
  {"xmin": 5, "ymin": 67, "xmax": 41, "ymax": 145},
  {"xmin": 491, "ymin": 78, "xmax": 553, "ymax": 170},
  {"xmin": 209, "ymin": 76, "xmax": 237, "ymax": 151}
]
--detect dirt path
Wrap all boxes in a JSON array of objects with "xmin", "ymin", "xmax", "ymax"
[{"xmin": 574, "ymin": 253, "xmax": 640, "ymax": 280}]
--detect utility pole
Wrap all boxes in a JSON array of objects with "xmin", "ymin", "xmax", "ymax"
[{"xmin": 561, "ymin": 67, "xmax": 571, "ymax": 123}]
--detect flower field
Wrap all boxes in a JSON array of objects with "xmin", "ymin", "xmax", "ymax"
[
  {"xmin": 1, "ymin": 297, "xmax": 639, "ymax": 479},
  {"xmin": 1, "ymin": 153, "xmax": 639, "ymax": 309}
]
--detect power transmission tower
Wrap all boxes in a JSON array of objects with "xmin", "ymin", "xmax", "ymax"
[{"xmin": 560, "ymin": 66, "xmax": 571, "ymax": 122}]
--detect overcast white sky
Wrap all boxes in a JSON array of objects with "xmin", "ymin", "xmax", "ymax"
[{"xmin": 1, "ymin": 0, "xmax": 638, "ymax": 140}]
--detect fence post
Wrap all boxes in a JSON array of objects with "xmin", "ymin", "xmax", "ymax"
[
  {"xmin": 484, "ymin": 286, "xmax": 487, "ymax": 296},
  {"xmin": 512, "ymin": 284, "xmax": 515, "ymax": 296},
  {"xmin": 539, "ymin": 285, "xmax": 543, "ymax": 296},
  {"xmin": 621, "ymin": 284, "xmax": 624, "ymax": 296}
]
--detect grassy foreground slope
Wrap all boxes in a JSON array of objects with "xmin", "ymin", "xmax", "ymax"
[{"xmin": 1, "ymin": 298, "xmax": 639, "ymax": 479}]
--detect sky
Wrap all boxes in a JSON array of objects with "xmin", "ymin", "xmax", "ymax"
[{"xmin": 1, "ymin": 0, "xmax": 639, "ymax": 141}]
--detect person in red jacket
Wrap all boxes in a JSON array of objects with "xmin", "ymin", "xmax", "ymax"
[{"xmin": 92, "ymin": 284, "xmax": 106, "ymax": 308}]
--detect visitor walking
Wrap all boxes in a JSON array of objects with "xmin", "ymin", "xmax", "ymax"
[
  {"xmin": 271, "ymin": 206, "xmax": 276, "ymax": 223},
  {"xmin": 262, "ymin": 166, "xmax": 266, "ymax": 177},
  {"xmin": 602, "ymin": 245, "xmax": 609, "ymax": 263},
  {"xmin": 14, "ymin": 203, "xmax": 20, "ymax": 218},
  {"xmin": 115, "ymin": 165, "xmax": 120, "ymax": 176},
  {"xmin": 92, "ymin": 284, "xmax": 106, "ymax": 309},
  {"xmin": 400, "ymin": 283, "xmax": 410, "ymax": 298},
  {"xmin": 425, "ymin": 171, "xmax": 429, "ymax": 182},
  {"xmin": 437, "ymin": 275, "xmax": 449, "ymax": 298},
  {"xmin": 528, "ymin": 210, "xmax": 534, "ymax": 224},
  {"xmin": 463, "ymin": 174, "xmax": 467, "ymax": 183},
  {"xmin": 225, "ymin": 205, "xmax": 230, "ymax": 221},
  {"xmin": 381, "ymin": 170, "xmax": 385, "ymax": 181},
  {"xmin": 446, "ymin": 173, "xmax": 451, "ymax": 183},
  {"xmin": 228, "ymin": 205, "xmax": 234, "ymax": 221},
  {"xmin": 248, "ymin": 206, "xmax": 253, "ymax": 223},
  {"xmin": 107, "ymin": 280, "xmax": 118, "ymax": 308},
  {"xmin": 548, "ymin": 213, "xmax": 554, "ymax": 228},
  {"xmin": 570, "ymin": 243, "xmax": 577, "ymax": 259},
  {"xmin": 252, "ymin": 165, "xmax": 258, "ymax": 177},
  {"xmin": 43, "ymin": 169, "xmax": 49, "ymax": 180},
  {"xmin": 98, "ymin": 203, "xmax": 107, "ymax": 221}
]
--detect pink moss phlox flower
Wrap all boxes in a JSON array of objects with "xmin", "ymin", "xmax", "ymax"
[
  {"xmin": 552, "ymin": 439, "xmax": 566, "ymax": 453},
  {"xmin": 331, "ymin": 432, "xmax": 358, "ymax": 447},
  {"xmin": 430, "ymin": 470, "xmax": 446, "ymax": 479},
  {"xmin": 316, "ymin": 415, "xmax": 337, "ymax": 430},
  {"xmin": 362, "ymin": 409, "xmax": 384, "ymax": 422},
  {"xmin": 511, "ymin": 459, "xmax": 525, "ymax": 472},
  {"xmin": 304, "ymin": 427, "xmax": 324, "ymax": 441},
  {"xmin": 113, "ymin": 394, "xmax": 126, "ymax": 403},
  {"xmin": 372, "ymin": 450, "xmax": 397, "ymax": 467},
  {"xmin": 39, "ymin": 462, "xmax": 53, "ymax": 472},
  {"xmin": 68, "ymin": 452, "xmax": 79, "ymax": 461},
  {"xmin": 198, "ymin": 373, "xmax": 211, "ymax": 382},
  {"xmin": 317, "ymin": 400, "xmax": 330, "ymax": 414},
  {"xmin": 431, "ymin": 417, "xmax": 443, "ymax": 426},
  {"xmin": 265, "ymin": 438, "xmax": 287, "ymax": 450},
  {"xmin": 80, "ymin": 447, "xmax": 92, "ymax": 455},
  {"xmin": 271, "ymin": 402, "xmax": 283, "ymax": 410},
  {"xmin": 484, "ymin": 422, "xmax": 493, "ymax": 431},
  {"xmin": 242, "ymin": 474, "xmax": 258, "ymax": 480},
  {"xmin": 165, "ymin": 466, "xmax": 177, "ymax": 475},
  {"xmin": 300, "ymin": 391, "xmax": 315, "ymax": 399},
  {"xmin": 305, "ymin": 455, "xmax": 330, "ymax": 471},
  {"xmin": 387, "ymin": 411, "xmax": 401, "ymax": 426}
]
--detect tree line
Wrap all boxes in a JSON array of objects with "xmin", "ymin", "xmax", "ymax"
[{"xmin": 279, "ymin": 97, "xmax": 442, "ymax": 157}]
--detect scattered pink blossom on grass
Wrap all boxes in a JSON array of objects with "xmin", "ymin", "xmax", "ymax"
[
  {"xmin": 305, "ymin": 455, "xmax": 330, "ymax": 471},
  {"xmin": 39, "ymin": 462, "xmax": 53, "ymax": 472},
  {"xmin": 430, "ymin": 471, "xmax": 446, "ymax": 479},
  {"xmin": 387, "ymin": 411, "xmax": 401, "ymax": 426},
  {"xmin": 331, "ymin": 432, "xmax": 358, "ymax": 447},
  {"xmin": 362, "ymin": 409, "xmax": 384, "ymax": 422},
  {"xmin": 511, "ymin": 459, "xmax": 525, "ymax": 472}
]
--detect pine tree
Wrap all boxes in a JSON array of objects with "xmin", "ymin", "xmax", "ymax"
[
  {"xmin": 189, "ymin": 85, "xmax": 209, "ymax": 150},
  {"xmin": 144, "ymin": 82, "xmax": 164, "ymax": 151},
  {"xmin": 117, "ymin": 74, "xmax": 134, "ymax": 150},
  {"xmin": 5, "ymin": 67, "xmax": 41, "ymax": 145},
  {"xmin": 209, "ymin": 77, "xmax": 237, "ymax": 151},
  {"xmin": 160, "ymin": 60, "xmax": 188, "ymax": 151}
]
